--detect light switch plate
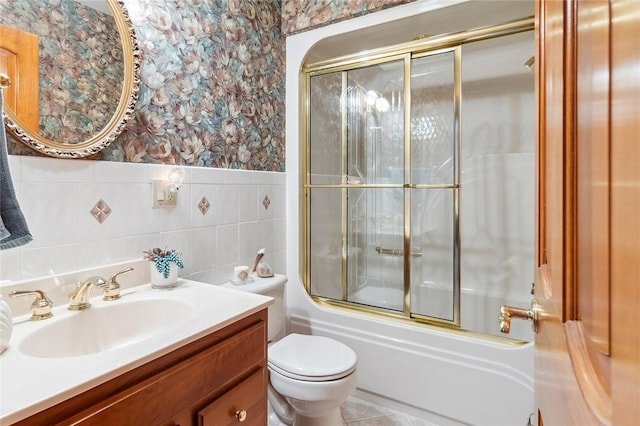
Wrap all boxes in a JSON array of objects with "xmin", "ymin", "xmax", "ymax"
[{"xmin": 152, "ymin": 180, "xmax": 177, "ymax": 208}]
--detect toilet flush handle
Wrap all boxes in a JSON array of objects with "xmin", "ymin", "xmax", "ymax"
[{"xmin": 235, "ymin": 409, "xmax": 247, "ymax": 422}]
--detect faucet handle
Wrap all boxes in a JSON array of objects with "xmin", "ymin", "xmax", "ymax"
[
  {"xmin": 9, "ymin": 290, "xmax": 54, "ymax": 320},
  {"xmin": 85, "ymin": 276, "xmax": 107, "ymax": 290},
  {"xmin": 103, "ymin": 267, "xmax": 134, "ymax": 301}
]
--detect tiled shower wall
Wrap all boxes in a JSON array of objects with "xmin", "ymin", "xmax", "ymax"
[{"xmin": 0, "ymin": 156, "xmax": 285, "ymax": 284}]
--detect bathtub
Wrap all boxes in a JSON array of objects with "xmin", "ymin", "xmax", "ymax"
[
  {"xmin": 348, "ymin": 279, "xmax": 535, "ymax": 342},
  {"xmin": 287, "ymin": 280, "xmax": 534, "ymax": 425},
  {"xmin": 285, "ymin": 2, "xmax": 534, "ymax": 424}
]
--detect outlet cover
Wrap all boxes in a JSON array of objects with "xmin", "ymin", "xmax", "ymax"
[{"xmin": 152, "ymin": 180, "xmax": 178, "ymax": 208}]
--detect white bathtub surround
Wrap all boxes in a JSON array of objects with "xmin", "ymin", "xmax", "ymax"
[
  {"xmin": 0, "ymin": 156, "xmax": 285, "ymax": 285},
  {"xmin": 286, "ymin": 2, "xmax": 534, "ymax": 424}
]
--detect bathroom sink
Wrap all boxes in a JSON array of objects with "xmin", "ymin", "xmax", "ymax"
[
  {"xmin": 20, "ymin": 299, "xmax": 192, "ymax": 358},
  {"xmin": 2, "ymin": 271, "xmax": 274, "ymax": 425}
]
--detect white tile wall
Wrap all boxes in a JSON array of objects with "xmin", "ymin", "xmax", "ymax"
[{"xmin": 0, "ymin": 156, "xmax": 286, "ymax": 284}]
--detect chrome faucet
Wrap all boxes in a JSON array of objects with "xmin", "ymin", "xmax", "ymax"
[{"xmin": 68, "ymin": 276, "xmax": 106, "ymax": 310}]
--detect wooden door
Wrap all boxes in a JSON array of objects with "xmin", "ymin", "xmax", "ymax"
[
  {"xmin": 535, "ymin": 0, "xmax": 640, "ymax": 424},
  {"xmin": 0, "ymin": 24, "xmax": 39, "ymax": 132}
]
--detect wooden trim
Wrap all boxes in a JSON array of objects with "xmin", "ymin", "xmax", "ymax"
[
  {"xmin": 562, "ymin": 0, "xmax": 578, "ymax": 322},
  {"xmin": 610, "ymin": 0, "xmax": 640, "ymax": 422},
  {"xmin": 535, "ymin": 0, "xmax": 547, "ymax": 268},
  {"xmin": 535, "ymin": 265, "xmax": 605, "ymax": 426},
  {"xmin": 565, "ymin": 321, "xmax": 612, "ymax": 423},
  {"xmin": 575, "ymin": 0, "xmax": 612, "ymax": 364}
]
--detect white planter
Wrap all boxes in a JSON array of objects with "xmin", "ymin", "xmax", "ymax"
[
  {"xmin": 0, "ymin": 295, "xmax": 13, "ymax": 354},
  {"xmin": 150, "ymin": 263, "xmax": 179, "ymax": 289}
]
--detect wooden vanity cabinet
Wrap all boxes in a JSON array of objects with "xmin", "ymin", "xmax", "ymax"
[
  {"xmin": 197, "ymin": 369, "xmax": 266, "ymax": 426},
  {"xmin": 15, "ymin": 310, "xmax": 268, "ymax": 426}
]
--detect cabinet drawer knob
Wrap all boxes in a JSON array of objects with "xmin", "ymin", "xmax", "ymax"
[{"xmin": 235, "ymin": 409, "xmax": 247, "ymax": 422}]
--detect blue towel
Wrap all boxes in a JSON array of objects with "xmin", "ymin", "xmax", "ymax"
[{"xmin": 0, "ymin": 90, "xmax": 32, "ymax": 250}]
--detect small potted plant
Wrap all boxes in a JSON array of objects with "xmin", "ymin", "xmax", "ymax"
[{"xmin": 144, "ymin": 247, "xmax": 184, "ymax": 288}]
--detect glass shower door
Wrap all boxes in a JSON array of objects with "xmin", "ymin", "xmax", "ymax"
[
  {"xmin": 344, "ymin": 60, "xmax": 405, "ymax": 312},
  {"xmin": 305, "ymin": 24, "xmax": 535, "ymax": 339},
  {"xmin": 409, "ymin": 49, "xmax": 460, "ymax": 323},
  {"xmin": 307, "ymin": 48, "xmax": 461, "ymax": 325},
  {"xmin": 307, "ymin": 58, "xmax": 406, "ymax": 312}
]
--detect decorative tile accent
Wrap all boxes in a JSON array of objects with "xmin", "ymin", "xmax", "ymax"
[
  {"xmin": 262, "ymin": 195, "xmax": 271, "ymax": 210},
  {"xmin": 90, "ymin": 199, "xmax": 112, "ymax": 224},
  {"xmin": 198, "ymin": 196, "xmax": 211, "ymax": 215}
]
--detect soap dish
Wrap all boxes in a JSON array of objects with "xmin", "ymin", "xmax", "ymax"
[{"xmin": 228, "ymin": 276, "xmax": 254, "ymax": 285}]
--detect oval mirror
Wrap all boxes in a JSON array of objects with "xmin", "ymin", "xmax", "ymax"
[{"xmin": 0, "ymin": 0, "xmax": 139, "ymax": 158}]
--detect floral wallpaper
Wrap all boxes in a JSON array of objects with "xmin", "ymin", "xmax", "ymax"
[
  {"xmin": 281, "ymin": 0, "xmax": 415, "ymax": 35},
  {"xmin": 3, "ymin": 0, "xmax": 419, "ymax": 170},
  {"xmin": 1, "ymin": 0, "xmax": 123, "ymax": 143},
  {"xmin": 6, "ymin": 0, "xmax": 285, "ymax": 172},
  {"xmin": 101, "ymin": 0, "xmax": 285, "ymax": 170}
]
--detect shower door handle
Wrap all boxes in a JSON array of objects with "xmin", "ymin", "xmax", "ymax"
[
  {"xmin": 375, "ymin": 246, "xmax": 423, "ymax": 257},
  {"xmin": 498, "ymin": 300, "xmax": 539, "ymax": 334}
]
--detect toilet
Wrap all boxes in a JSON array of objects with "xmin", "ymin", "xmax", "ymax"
[{"xmin": 222, "ymin": 274, "xmax": 357, "ymax": 426}]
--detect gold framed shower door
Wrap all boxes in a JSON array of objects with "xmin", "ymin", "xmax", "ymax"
[{"xmin": 301, "ymin": 17, "xmax": 534, "ymax": 332}]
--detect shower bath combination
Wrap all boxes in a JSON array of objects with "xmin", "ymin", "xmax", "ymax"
[
  {"xmin": 287, "ymin": 4, "xmax": 536, "ymax": 424},
  {"xmin": 303, "ymin": 20, "xmax": 536, "ymax": 342}
]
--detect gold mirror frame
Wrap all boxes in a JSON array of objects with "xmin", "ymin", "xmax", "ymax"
[{"xmin": 2, "ymin": 0, "xmax": 140, "ymax": 159}]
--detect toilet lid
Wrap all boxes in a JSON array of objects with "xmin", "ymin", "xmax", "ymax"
[{"xmin": 268, "ymin": 334, "xmax": 357, "ymax": 382}]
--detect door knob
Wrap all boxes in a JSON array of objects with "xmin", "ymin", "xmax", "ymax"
[{"xmin": 499, "ymin": 300, "xmax": 539, "ymax": 334}]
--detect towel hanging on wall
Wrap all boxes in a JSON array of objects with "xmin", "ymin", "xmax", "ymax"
[{"xmin": 0, "ymin": 89, "xmax": 33, "ymax": 250}]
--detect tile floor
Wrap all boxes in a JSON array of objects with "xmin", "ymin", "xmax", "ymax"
[
  {"xmin": 268, "ymin": 395, "xmax": 436, "ymax": 426},
  {"xmin": 340, "ymin": 396, "xmax": 435, "ymax": 425}
]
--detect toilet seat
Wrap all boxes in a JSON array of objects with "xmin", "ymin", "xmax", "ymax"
[{"xmin": 268, "ymin": 334, "xmax": 357, "ymax": 382}]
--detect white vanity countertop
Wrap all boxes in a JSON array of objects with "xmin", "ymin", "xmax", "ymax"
[{"xmin": 0, "ymin": 279, "xmax": 273, "ymax": 424}]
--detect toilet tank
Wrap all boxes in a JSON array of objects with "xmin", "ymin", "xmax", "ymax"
[{"xmin": 221, "ymin": 274, "xmax": 287, "ymax": 342}]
